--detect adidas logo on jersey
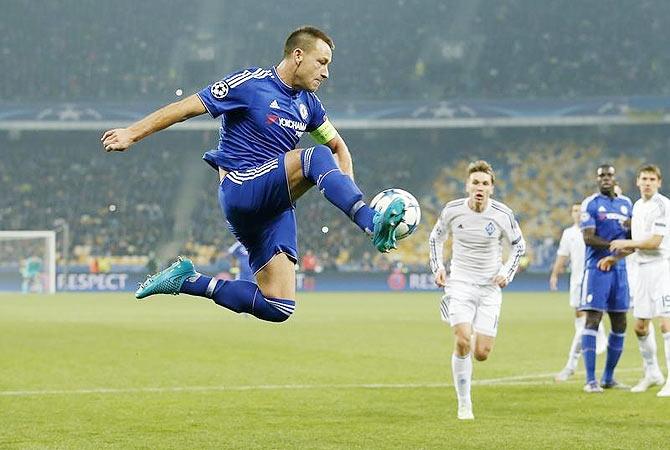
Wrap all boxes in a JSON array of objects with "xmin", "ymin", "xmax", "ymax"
[{"xmin": 269, "ymin": 100, "xmax": 280, "ymax": 109}]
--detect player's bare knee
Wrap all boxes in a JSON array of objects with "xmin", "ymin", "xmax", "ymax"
[
  {"xmin": 454, "ymin": 334, "xmax": 471, "ymax": 356},
  {"xmin": 474, "ymin": 338, "xmax": 493, "ymax": 361},
  {"xmin": 634, "ymin": 320, "xmax": 649, "ymax": 337},
  {"xmin": 609, "ymin": 311, "xmax": 627, "ymax": 334},
  {"xmin": 473, "ymin": 349, "xmax": 489, "ymax": 361},
  {"xmin": 584, "ymin": 311, "xmax": 603, "ymax": 330}
]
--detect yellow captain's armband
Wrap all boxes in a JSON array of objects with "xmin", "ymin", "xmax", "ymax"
[{"xmin": 310, "ymin": 118, "xmax": 338, "ymax": 144}]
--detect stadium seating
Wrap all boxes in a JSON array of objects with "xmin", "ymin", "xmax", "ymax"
[
  {"xmin": 3, "ymin": 0, "xmax": 670, "ymax": 102},
  {"xmin": 4, "ymin": 125, "xmax": 665, "ymax": 273}
]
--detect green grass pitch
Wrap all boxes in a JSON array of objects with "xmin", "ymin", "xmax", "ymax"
[{"xmin": 0, "ymin": 291, "xmax": 668, "ymax": 449}]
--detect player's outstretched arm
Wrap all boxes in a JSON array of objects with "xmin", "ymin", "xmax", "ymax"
[
  {"xmin": 101, "ymin": 95, "xmax": 206, "ymax": 152},
  {"xmin": 610, "ymin": 235, "xmax": 663, "ymax": 252}
]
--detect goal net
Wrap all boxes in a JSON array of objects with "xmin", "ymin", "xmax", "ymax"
[{"xmin": 0, "ymin": 231, "xmax": 57, "ymax": 294}]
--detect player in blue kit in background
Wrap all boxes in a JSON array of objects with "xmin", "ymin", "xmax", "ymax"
[
  {"xmin": 579, "ymin": 164, "xmax": 633, "ymax": 392},
  {"xmin": 227, "ymin": 241, "xmax": 254, "ymax": 283},
  {"xmin": 101, "ymin": 26, "xmax": 406, "ymax": 323}
]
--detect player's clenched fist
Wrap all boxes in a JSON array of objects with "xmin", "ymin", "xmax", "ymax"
[
  {"xmin": 101, "ymin": 128, "xmax": 135, "ymax": 152},
  {"xmin": 434, "ymin": 268, "xmax": 447, "ymax": 287}
]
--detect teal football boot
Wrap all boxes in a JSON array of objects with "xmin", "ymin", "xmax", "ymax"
[
  {"xmin": 135, "ymin": 257, "xmax": 196, "ymax": 300},
  {"xmin": 372, "ymin": 197, "xmax": 406, "ymax": 253}
]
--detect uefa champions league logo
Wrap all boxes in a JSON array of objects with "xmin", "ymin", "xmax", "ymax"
[{"xmin": 211, "ymin": 81, "xmax": 229, "ymax": 99}]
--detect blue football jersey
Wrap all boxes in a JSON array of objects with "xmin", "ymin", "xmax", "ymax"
[
  {"xmin": 580, "ymin": 193, "xmax": 632, "ymax": 268},
  {"xmin": 197, "ymin": 66, "xmax": 328, "ymax": 171}
]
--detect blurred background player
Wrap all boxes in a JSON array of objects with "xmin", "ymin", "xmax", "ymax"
[
  {"xmin": 227, "ymin": 241, "xmax": 254, "ymax": 283},
  {"xmin": 579, "ymin": 164, "xmax": 632, "ymax": 392},
  {"xmin": 20, "ymin": 255, "xmax": 43, "ymax": 294},
  {"xmin": 429, "ymin": 160, "xmax": 525, "ymax": 420},
  {"xmin": 605, "ymin": 164, "xmax": 670, "ymax": 396},
  {"xmin": 101, "ymin": 26, "xmax": 406, "ymax": 323},
  {"xmin": 549, "ymin": 203, "xmax": 607, "ymax": 382}
]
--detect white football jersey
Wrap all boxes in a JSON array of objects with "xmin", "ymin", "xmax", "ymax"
[
  {"xmin": 556, "ymin": 225, "xmax": 585, "ymax": 288},
  {"xmin": 632, "ymin": 192, "xmax": 670, "ymax": 263},
  {"xmin": 429, "ymin": 198, "xmax": 526, "ymax": 285}
]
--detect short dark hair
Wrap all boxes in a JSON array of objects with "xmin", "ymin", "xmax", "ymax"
[
  {"xmin": 637, "ymin": 164, "xmax": 663, "ymax": 180},
  {"xmin": 283, "ymin": 26, "xmax": 334, "ymax": 58},
  {"xmin": 467, "ymin": 160, "xmax": 496, "ymax": 184},
  {"xmin": 596, "ymin": 164, "xmax": 615, "ymax": 176}
]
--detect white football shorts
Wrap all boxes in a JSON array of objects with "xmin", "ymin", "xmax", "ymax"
[
  {"xmin": 439, "ymin": 279, "xmax": 502, "ymax": 337},
  {"xmin": 633, "ymin": 259, "xmax": 670, "ymax": 319},
  {"xmin": 569, "ymin": 283, "xmax": 582, "ymax": 308}
]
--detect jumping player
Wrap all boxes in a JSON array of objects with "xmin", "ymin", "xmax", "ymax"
[{"xmin": 101, "ymin": 26, "xmax": 405, "ymax": 322}]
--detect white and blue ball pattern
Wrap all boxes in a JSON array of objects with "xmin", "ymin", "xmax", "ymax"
[{"xmin": 370, "ymin": 188, "xmax": 421, "ymax": 240}]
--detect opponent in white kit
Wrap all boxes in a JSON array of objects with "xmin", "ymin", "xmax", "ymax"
[
  {"xmin": 603, "ymin": 164, "xmax": 670, "ymax": 396},
  {"xmin": 429, "ymin": 160, "xmax": 526, "ymax": 420},
  {"xmin": 550, "ymin": 203, "xmax": 607, "ymax": 382}
]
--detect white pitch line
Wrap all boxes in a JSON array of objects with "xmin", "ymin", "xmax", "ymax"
[{"xmin": 0, "ymin": 367, "xmax": 643, "ymax": 397}]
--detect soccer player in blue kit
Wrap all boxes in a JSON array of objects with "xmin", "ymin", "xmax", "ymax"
[
  {"xmin": 227, "ymin": 241, "xmax": 254, "ymax": 283},
  {"xmin": 579, "ymin": 164, "xmax": 633, "ymax": 392},
  {"xmin": 101, "ymin": 26, "xmax": 405, "ymax": 322}
]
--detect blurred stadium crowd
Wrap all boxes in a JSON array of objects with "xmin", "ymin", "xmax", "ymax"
[
  {"xmin": 3, "ymin": 0, "xmax": 670, "ymax": 102},
  {"xmin": 3, "ymin": 0, "xmax": 670, "ymax": 274},
  {"xmin": 2, "ymin": 127, "xmax": 668, "ymax": 273}
]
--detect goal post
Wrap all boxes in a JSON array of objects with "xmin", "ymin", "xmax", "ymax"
[{"xmin": 0, "ymin": 230, "xmax": 57, "ymax": 294}]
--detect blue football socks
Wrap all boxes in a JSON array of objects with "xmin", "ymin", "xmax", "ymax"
[
  {"xmin": 301, "ymin": 145, "xmax": 375, "ymax": 233},
  {"xmin": 181, "ymin": 274, "xmax": 294, "ymax": 322},
  {"xmin": 582, "ymin": 329, "xmax": 598, "ymax": 383},
  {"xmin": 602, "ymin": 332, "xmax": 625, "ymax": 383}
]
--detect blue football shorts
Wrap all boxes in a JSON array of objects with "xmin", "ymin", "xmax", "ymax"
[
  {"xmin": 218, "ymin": 154, "xmax": 298, "ymax": 274},
  {"xmin": 578, "ymin": 267, "xmax": 630, "ymax": 312}
]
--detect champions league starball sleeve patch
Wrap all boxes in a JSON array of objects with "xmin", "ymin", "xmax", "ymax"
[{"xmin": 211, "ymin": 81, "xmax": 229, "ymax": 99}]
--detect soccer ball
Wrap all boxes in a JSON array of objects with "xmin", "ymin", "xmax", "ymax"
[{"xmin": 370, "ymin": 188, "xmax": 421, "ymax": 240}]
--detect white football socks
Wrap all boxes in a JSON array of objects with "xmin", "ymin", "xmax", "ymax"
[
  {"xmin": 663, "ymin": 332, "xmax": 670, "ymax": 377},
  {"xmin": 596, "ymin": 320, "xmax": 608, "ymax": 354},
  {"xmin": 566, "ymin": 316, "xmax": 586, "ymax": 370},
  {"xmin": 452, "ymin": 353, "xmax": 472, "ymax": 407},
  {"xmin": 637, "ymin": 330, "xmax": 661, "ymax": 378}
]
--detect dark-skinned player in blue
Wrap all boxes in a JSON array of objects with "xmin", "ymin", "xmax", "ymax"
[
  {"xmin": 101, "ymin": 26, "xmax": 405, "ymax": 322},
  {"xmin": 579, "ymin": 164, "xmax": 633, "ymax": 392}
]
